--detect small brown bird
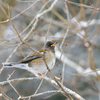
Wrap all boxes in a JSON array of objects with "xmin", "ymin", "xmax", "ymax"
[{"xmin": 5, "ymin": 41, "xmax": 57, "ymax": 74}]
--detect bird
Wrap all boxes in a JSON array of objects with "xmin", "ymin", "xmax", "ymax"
[{"xmin": 4, "ymin": 41, "xmax": 57, "ymax": 75}]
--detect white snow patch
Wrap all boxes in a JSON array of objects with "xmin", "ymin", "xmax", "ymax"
[
  {"xmin": 80, "ymin": 30, "xmax": 85, "ymax": 36},
  {"xmin": 77, "ymin": 33, "xmax": 83, "ymax": 39},
  {"xmin": 80, "ymin": 21, "xmax": 88, "ymax": 28},
  {"xmin": 84, "ymin": 42, "xmax": 89, "ymax": 47}
]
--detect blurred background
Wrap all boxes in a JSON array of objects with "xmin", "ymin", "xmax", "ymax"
[{"xmin": 0, "ymin": 0, "xmax": 100, "ymax": 100}]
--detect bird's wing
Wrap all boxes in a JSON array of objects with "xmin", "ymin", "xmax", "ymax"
[
  {"xmin": 17, "ymin": 49, "xmax": 49, "ymax": 63},
  {"xmin": 18, "ymin": 55, "xmax": 42, "ymax": 63}
]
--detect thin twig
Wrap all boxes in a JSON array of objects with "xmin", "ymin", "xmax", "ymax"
[
  {"xmin": 7, "ymin": 71, "xmax": 21, "ymax": 96},
  {"xmin": 19, "ymin": 90, "xmax": 60, "ymax": 99},
  {"xmin": 42, "ymin": 55, "xmax": 73, "ymax": 100},
  {"xmin": 60, "ymin": 2, "xmax": 70, "ymax": 49},
  {"xmin": 0, "ymin": 86, "xmax": 12, "ymax": 100},
  {"xmin": 0, "ymin": 73, "xmax": 85, "ymax": 100},
  {"xmin": 65, "ymin": 0, "xmax": 100, "ymax": 11}
]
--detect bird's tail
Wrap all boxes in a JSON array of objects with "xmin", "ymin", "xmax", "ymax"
[{"xmin": 2, "ymin": 63, "xmax": 14, "ymax": 66}]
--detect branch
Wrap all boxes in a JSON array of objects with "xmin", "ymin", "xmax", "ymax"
[
  {"xmin": 65, "ymin": 0, "xmax": 100, "ymax": 11},
  {"xmin": 0, "ymin": 75, "xmax": 85, "ymax": 100}
]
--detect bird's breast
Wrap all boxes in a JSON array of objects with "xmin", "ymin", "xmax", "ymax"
[
  {"xmin": 29, "ymin": 51, "xmax": 55, "ymax": 73},
  {"xmin": 45, "ymin": 51, "xmax": 55, "ymax": 69}
]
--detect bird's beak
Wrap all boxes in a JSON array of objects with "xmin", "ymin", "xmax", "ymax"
[{"xmin": 51, "ymin": 42, "xmax": 58, "ymax": 46}]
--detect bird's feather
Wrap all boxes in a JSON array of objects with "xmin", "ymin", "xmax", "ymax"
[
  {"xmin": 18, "ymin": 55, "xmax": 42, "ymax": 63},
  {"xmin": 18, "ymin": 49, "xmax": 49, "ymax": 63}
]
